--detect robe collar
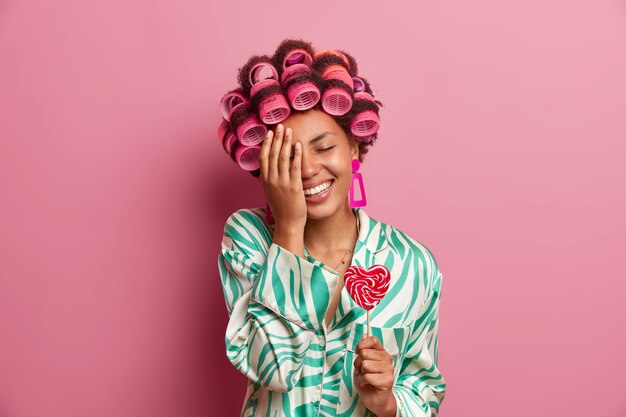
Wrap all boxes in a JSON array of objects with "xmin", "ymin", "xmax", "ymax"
[
  {"xmin": 352, "ymin": 207, "xmax": 389, "ymax": 256},
  {"xmin": 323, "ymin": 207, "xmax": 391, "ymax": 331}
]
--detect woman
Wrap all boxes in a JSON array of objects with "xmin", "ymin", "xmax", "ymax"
[{"xmin": 217, "ymin": 39, "xmax": 446, "ymax": 417}]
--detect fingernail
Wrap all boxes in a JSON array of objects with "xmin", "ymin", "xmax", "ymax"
[
  {"xmin": 286, "ymin": 127, "xmax": 291, "ymax": 136},
  {"xmin": 277, "ymin": 124, "xmax": 283, "ymax": 132}
]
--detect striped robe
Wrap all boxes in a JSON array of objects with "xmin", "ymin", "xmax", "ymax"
[{"xmin": 217, "ymin": 207, "xmax": 446, "ymax": 416}]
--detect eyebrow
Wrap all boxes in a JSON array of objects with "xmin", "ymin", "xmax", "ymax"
[{"xmin": 306, "ymin": 132, "xmax": 334, "ymax": 145}]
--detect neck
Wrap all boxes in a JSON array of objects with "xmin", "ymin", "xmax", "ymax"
[{"xmin": 303, "ymin": 205, "xmax": 358, "ymax": 252}]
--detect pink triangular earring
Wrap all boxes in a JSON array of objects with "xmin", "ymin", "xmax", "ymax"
[{"xmin": 349, "ymin": 159, "xmax": 367, "ymax": 208}]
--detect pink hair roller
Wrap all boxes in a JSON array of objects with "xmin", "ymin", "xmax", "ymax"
[
  {"xmin": 234, "ymin": 143, "xmax": 262, "ymax": 171},
  {"xmin": 235, "ymin": 110, "xmax": 267, "ymax": 146},
  {"xmin": 352, "ymin": 76, "xmax": 366, "ymax": 93},
  {"xmin": 217, "ymin": 119, "xmax": 237, "ymax": 154},
  {"xmin": 314, "ymin": 49, "xmax": 350, "ymax": 67},
  {"xmin": 350, "ymin": 109, "xmax": 380, "ymax": 137},
  {"xmin": 250, "ymin": 79, "xmax": 291, "ymax": 124},
  {"xmin": 248, "ymin": 62, "xmax": 291, "ymax": 124},
  {"xmin": 281, "ymin": 64, "xmax": 321, "ymax": 110},
  {"xmin": 248, "ymin": 61, "xmax": 279, "ymax": 85},
  {"xmin": 350, "ymin": 91, "xmax": 380, "ymax": 137},
  {"xmin": 282, "ymin": 48, "xmax": 314, "ymax": 68},
  {"xmin": 321, "ymin": 64, "xmax": 354, "ymax": 116},
  {"xmin": 354, "ymin": 91, "xmax": 376, "ymax": 103},
  {"xmin": 324, "ymin": 65, "xmax": 354, "ymax": 88},
  {"xmin": 220, "ymin": 91, "xmax": 248, "ymax": 122}
]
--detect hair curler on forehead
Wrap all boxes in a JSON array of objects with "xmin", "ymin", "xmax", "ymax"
[
  {"xmin": 321, "ymin": 64, "xmax": 354, "ymax": 116},
  {"xmin": 250, "ymin": 78, "xmax": 291, "ymax": 124},
  {"xmin": 281, "ymin": 64, "xmax": 321, "ymax": 111},
  {"xmin": 217, "ymin": 38, "xmax": 384, "ymax": 178}
]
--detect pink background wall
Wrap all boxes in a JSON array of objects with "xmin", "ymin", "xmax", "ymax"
[{"xmin": 1, "ymin": 0, "xmax": 625, "ymax": 416}]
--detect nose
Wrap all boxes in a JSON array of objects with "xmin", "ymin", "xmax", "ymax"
[{"xmin": 299, "ymin": 146, "xmax": 320, "ymax": 179}]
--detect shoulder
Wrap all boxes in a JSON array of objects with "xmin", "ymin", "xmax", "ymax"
[
  {"xmin": 223, "ymin": 206, "xmax": 268, "ymax": 230},
  {"xmin": 221, "ymin": 207, "xmax": 273, "ymax": 254},
  {"xmin": 374, "ymin": 214, "xmax": 442, "ymax": 285}
]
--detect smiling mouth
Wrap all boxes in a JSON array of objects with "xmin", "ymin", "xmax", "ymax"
[{"xmin": 303, "ymin": 180, "xmax": 334, "ymax": 197}]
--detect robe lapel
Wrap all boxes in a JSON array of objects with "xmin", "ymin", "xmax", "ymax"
[{"xmin": 328, "ymin": 208, "xmax": 390, "ymax": 331}]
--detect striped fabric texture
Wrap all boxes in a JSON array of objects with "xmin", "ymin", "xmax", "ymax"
[{"xmin": 217, "ymin": 207, "xmax": 446, "ymax": 416}]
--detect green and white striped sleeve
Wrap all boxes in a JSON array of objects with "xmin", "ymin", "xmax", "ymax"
[
  {"xmin": 217, "ymin": 209, "xmax": 339, "ymax": 392},
  {"xmin": 392, "ymin": 267, "xmax": 446, "ymax": 417}
]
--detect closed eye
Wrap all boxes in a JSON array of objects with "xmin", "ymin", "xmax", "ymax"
[{"xmin": 318, "ymin": 146, "xmax": 335, "ymax": 152}]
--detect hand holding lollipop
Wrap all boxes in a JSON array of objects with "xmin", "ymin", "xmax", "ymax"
[{"xmin": 346, "ymin": 264, "xmax": 396, "ymax": 415}]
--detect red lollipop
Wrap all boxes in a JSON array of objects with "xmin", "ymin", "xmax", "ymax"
[{"xmin": 344, "ymin": 264, "xmax": 391, "ymax": 336}]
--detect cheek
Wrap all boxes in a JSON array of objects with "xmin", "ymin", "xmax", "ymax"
[
  {"xmin": 332, "ymin": 164, "xmax": 354, "ymax": 197},
  {"xmin": 330, "ymin": 160, "xmax": 353, "ymax": 181},
  {"xmin": 324, "ymin": 151, "xmax": 353, "ymax": 175}
]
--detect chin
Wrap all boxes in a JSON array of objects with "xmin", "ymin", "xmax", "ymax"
[
  {"xmin": 305, "ymin": 197, "xmax": 348, "ymax": 221},
  {"xmin": 306, "ymin": 206, "xmax": 335, "ymax": 221}
]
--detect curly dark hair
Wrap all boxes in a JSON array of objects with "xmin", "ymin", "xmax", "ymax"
[{"xmin": 218, "ymin": 38, "xmax": 384, "ymax": 178}]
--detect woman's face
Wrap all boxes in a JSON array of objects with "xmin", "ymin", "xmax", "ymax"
[{"xmin": 274, "ymin": 109, "xmax": 359, "ymax": 221}]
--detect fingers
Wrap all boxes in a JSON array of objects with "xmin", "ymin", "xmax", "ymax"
[
  {"xmin": 353, "ymin": 347, "xmax": 395, "ymax": 392},
  {"xmin": 278, "ymin": 126, "xmax": 292, "ymax": 179},
  {"xmin": 354, "ymin": 347, "xmax": 393, "ymax": 372},
  {"xmin": 354, "ymin": 356, "xmax": 390, "ymax": 374},
  {"xmin": 354, "ymin": 336, "xmax": 391, "ymax": 374},
  {"xmin": 259, "ymin": 130, "xmax": 273, "ymax": 183},
  {"xmin": 260, "ymin": 123, "xmax": 295, "ymax": 183},
  {"xmin": 356, "ymin": 335, "xmax": 384, "ymax": 354},
  {"xmin": 290, "ymin": 134, "xmax": 302, "ymax": 182},
  {"xmin": 356, "ymin": 372, "xmax": 394, "ymax": 391},
  {"xmin": 268, "ymin": 124, "xmax": 284, "ymax": 181},
  {"xmin": 353, "ymin": 336, "xmax": 395, "ymax": 391}
]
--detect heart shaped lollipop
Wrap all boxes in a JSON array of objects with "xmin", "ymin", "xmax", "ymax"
[{"xmin": 344, "ymin": 264, "xmax": 391, "ymax": 311}]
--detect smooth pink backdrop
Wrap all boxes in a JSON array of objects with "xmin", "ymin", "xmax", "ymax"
[{"xmin": 1, "ymin": 0, "xmax": 625, "ymax": 416}]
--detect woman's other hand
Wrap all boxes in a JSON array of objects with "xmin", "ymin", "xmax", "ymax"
[
  {"xmin": 259, "ymin": 124, "xmax": 307, "ymax": 255},
  {"xmin": 353, "ymin": 335, "xmax": 398, "ymax": 417}
]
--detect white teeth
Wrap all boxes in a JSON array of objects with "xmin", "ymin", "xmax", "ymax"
[{"xmin": 304, "ymin": 181, "xmax": 332, "ymax": 196}]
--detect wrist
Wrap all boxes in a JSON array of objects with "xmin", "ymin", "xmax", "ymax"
[
  {"xmin": 272, "ymin": 225, "xmax": 305, "ymax": 258},
  {"xmin": 370, "ymin": 390, "xmax": 397, "ymax": 417}
]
